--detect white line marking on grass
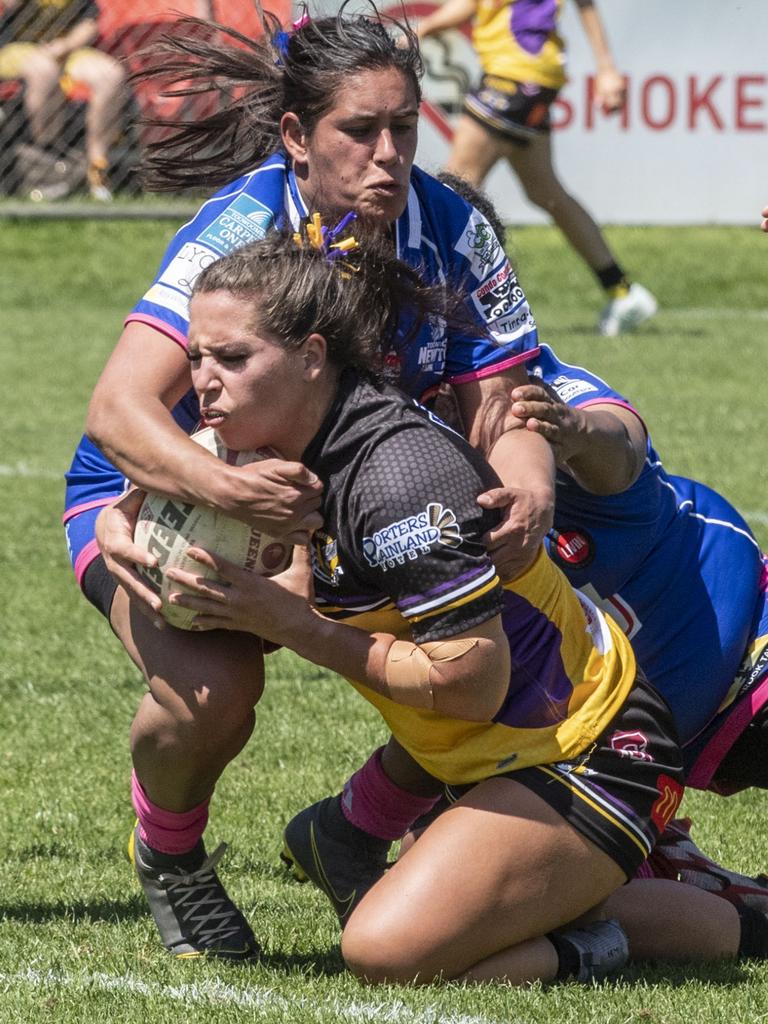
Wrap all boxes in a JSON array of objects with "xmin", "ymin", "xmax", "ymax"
[
  {"xmin": 0, "ymin": 968, "xmax": 508, "ymax": 1024},
  {"xmin": 660, "ymin": 308, "xmax": 768, "ymax": 321},
  {"xmin": 0, "ymin": 462, "xmax": 61, "ymax": 481}
]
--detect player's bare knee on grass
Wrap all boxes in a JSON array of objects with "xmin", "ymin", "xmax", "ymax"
[{"xmin": 341, "ymin": 917, "xmax": 443, "ymax": 985}]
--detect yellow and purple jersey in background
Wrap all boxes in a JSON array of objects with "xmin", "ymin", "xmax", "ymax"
[
  {"xmin": 307, "ymin": 371, "xmax": 637, "ymax": 787},
  {"xmin": 473, "ymin": 0, "xmax": 567, "ymax": 88}
]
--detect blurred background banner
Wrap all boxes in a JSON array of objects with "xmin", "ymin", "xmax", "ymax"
[
  {"xmin": 0, "ymin": 0, "xmax": 290, "ymax": 203},
  {"xmin": 1, "ymin": 0, "xmax": 764, "ymax": 220},
  {"xmin": 396, "ymin": 0, "xmax": 767, "ymax": 225}
]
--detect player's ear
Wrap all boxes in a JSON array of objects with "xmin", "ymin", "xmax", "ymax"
[
  {"xmin": 301, "ymin": 333, "xmax": 327, "ymax": 379},
  {"xmin": 281, "ymin": 112, "xmax": 308, "ymax": 164}
]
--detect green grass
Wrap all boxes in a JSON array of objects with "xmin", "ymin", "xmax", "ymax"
[{"xmin": 1, "ymin": 219, "xmax": 767, "ymax": 1023}]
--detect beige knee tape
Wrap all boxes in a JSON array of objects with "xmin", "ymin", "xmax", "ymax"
[{"xmin": 383, "ymin": 638, "xmax": 479, "ymax": 709}]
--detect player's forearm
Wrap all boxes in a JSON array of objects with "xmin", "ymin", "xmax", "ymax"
[
  {"xmin": 486, "ymin": 427, "xmax": 556, "ymax": 513},
  {"xmin": 281, "ymin": 611, "xmax": 508, "ymax": 721},
  {"xmin": 562, "ymin": 409, "xmax": 645, "ymax": 494},
  {"xmin": 417, "ymin": 0, "xmax": 478, "ymax": 39},
  {"xmin": 573, "ymin": 0, "xmax": 619, "ymax": 72},
  {"xmin": 87, "ymin": 396, "xmax": 236, "ymax": 509}
]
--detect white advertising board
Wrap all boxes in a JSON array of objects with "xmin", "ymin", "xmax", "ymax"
[{"xmin": 339, "ymin": 1, "xmax": 768, "ymax": 224}]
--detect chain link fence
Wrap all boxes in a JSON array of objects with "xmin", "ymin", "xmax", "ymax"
[{"xmin": 0, "ymin": 1, "xmax": 290, "ymax": 203}]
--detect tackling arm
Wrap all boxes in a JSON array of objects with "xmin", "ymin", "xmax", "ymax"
[{"xmin": 85, "ymin": 321, "xmax": 323, "ymax": 536}]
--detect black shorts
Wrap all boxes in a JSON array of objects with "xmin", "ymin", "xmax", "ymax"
[
  {"xmin": 710, "ymin": 701, "xmax": 768, "ymax": 793},
  {"xmin": 683, "ymin": 636, "xmax": 768, "ymax": 795},
  {"xmin": 81, "ymin": 554, "xmax": 118, "ymax": 621},
  {"xmin": 463, "ymin": 75, "xmax": 559, "ymax": 145},
  {"xmin": 443, "ymin": 674, "xmax": 684, "ymax": 878}
]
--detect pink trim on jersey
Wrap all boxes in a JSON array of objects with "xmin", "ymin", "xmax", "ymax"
[
  {"xmin": 686, "ymin": 672, "xmax": 768, "ymax": 791},
  {"xmin": 447, "ymin": 345, "xmax": 541, "ymax": 386},
  {"xmin": 74, "ymin": 538, "xmax": 101, "ymax": 587},
  {"xmin": 62, "ymin": 496, "xmax": 116, "ymax": 524},
  {"xmin": 124, "ymin": 313, "xmax": 188, "ymax": 351},
  {"xmin": 760, "ymin": 558, "xmax": 768, "ymax": 593},
  {"xmin": 576, "ymin": 397, "xmax": 648, "ymax": 435}
]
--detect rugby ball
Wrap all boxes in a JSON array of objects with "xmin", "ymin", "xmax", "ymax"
[{"xmin": 133, "ymin": 426, "xmax": 291, "ymax": 629}]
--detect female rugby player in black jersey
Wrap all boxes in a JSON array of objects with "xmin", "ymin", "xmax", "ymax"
[{"xmin": 149, "ymin": 224, "xmax": 762, "ymax": 985}]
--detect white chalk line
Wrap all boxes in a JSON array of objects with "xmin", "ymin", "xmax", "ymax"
[
  {"xmin": 0, "ymin": 461, "xmax": 62, "ymax": 481},
  {"xmin": 659, "ymin": 307, "xmax": 768, "ymax": 321},
  {"xmin": 0, "ymin": 966, "xmax": 505, "ymax": 1024}
]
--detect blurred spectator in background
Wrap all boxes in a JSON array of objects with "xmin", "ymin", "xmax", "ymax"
[
  {"xmin": 0, "ymin": 0, "xmax": 126, "ymax": 200},
  {"xmin": 416, "ymin": 0, "xmax": 657, "ymax": 336}
]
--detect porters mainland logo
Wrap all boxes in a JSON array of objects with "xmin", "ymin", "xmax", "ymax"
[{"xmin": 362, "ymin": 502, "xmax": 462, "ymax": 571}]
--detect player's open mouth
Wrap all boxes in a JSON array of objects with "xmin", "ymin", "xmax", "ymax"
[{"xmin": 201, "ymin": 409, "xmax": 226, "ymax": 427}]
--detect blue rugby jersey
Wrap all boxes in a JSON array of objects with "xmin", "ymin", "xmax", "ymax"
[
  {"xmin": 126, "ymin": 153, "xmax": 539, "ymax": 394},
  {"xmin": 532, "ymin": 345, "xmax": 765, "ymax": 743},
  {"xmin": 64, "ymin": 154, "xmax": 540, "ymax": 581}
]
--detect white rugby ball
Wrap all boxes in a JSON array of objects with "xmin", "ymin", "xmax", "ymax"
[{"xmin": 133, "ymin": 426, "xmax": 291, "ymax": 629}]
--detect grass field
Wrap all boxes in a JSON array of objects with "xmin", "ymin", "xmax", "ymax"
[{"xmin": 1, "ymin": 217, "xmax": 767, "ymax": 1023}]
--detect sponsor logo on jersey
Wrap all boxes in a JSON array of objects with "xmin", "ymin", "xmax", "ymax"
[
  {"xmin": 551, "ymin": 374, "xmax": 599, "ymax": 403},
  {"xmin": 143, "ymin": 283, "xmax": 192, "ymax": 320},
  {"xmin": 551, "ymin": 528, "xmax": 595, "ymax": 568},
  {"xmin": 416, "ymin": 332, "xmax": 447, "ymax": 374},
  {"xmin": 362, "ymin": 502, "xmax": 462, "ymax": 570},
  {"xmin": 454, "ymin": 211, "xmax": 501, "ymax": 275},
  {"xmin": 471, "ymin": 261, "xmax": 525, "ymax": 322},
  {"xmin": 198, "ymin": 194, "xmax": 274, "ymax": 256},
  {"xmin": 312, "ymin": 530, "xmax": 344, "ymax": 586},
  {"xmin": 651, "ymin": 774, "xmax": 684, "ymax": 831},
  {"xmin": 723, "ymin": 637, "xmax": 768, "ymax": 709},
  {"xmin": 157, "ymin": 241, "xmax": 220, "ymax": 298},
  {"xmin": 490, "ymin": 308, "xmax": 536, "ymax": 341}
]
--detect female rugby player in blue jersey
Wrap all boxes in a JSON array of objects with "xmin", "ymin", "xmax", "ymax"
[
  {"xmin": 64, "ymin": 6, "xmax": 554, "ymax": 960},
  {"xmin": 163, "ymin": 224, "xmax": 768, "ymax": 983}
]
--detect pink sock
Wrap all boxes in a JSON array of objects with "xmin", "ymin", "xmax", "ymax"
[
  {"xmin": 340, "ymin": 748, "xmax": 441, "ymax": 841},
  {"xmin": 131, "ymin": 770, "xmax": 210, "ymax": 855}
]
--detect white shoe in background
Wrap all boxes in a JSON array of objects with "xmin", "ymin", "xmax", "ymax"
[{"xmin": 598, "ymin": 282, "xmax": 658, "ymax": 336}]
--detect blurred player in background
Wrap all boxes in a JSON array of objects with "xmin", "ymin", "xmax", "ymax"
[
  {"xmin": 0, "ymin": 0, "xmax": 126, "ymax": 199},
  {"xmin": 416, "ymin": 0, "xmax": 657, "ymax": 336}
]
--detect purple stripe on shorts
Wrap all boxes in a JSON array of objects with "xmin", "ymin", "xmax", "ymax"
[
  {"xmin": 398, "ymin": 564, "xmax": 492, "ymax": 610},
  {"xmin": 493, "ymin": 591, "xmax": 574, "ymax": 728},
  {"xmin": 511, "ymin": 0, "xmax": 558, "ymax": 56}
]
